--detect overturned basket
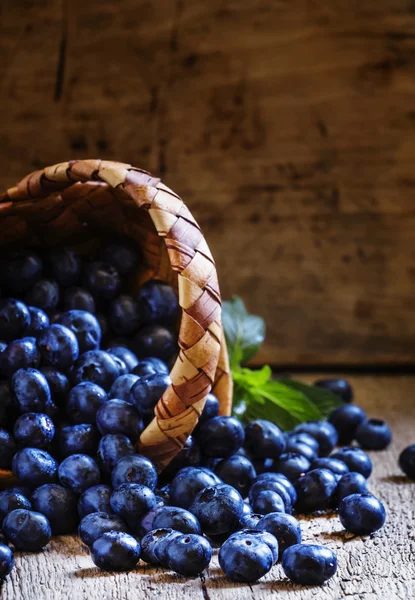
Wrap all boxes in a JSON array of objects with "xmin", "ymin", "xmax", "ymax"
[{"xmin": 0, "ymin": 159, "xmax": 233, "ymax": 484}]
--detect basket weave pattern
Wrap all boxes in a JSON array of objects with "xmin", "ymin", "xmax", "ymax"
[{"xmin": 0, "ymin": 159, "xmax": 233, "ymax": 475}]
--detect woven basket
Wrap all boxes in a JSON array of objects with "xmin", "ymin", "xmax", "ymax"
[{"xmin": 0, "ymin": 159, "xmax": 233, "ymax": 484}]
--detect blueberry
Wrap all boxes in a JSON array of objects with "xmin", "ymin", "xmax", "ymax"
[
  {"xmin": 55, "ymin": 310, "xmax": 101, "ymax": 354},
  {"xmin": 136, "ymin": 280, "xmax": 179, "ymax": 327},
  {"xmin": 399, "ymin": 444, "xmax": 415, "ymax": 479},
  {"xmin": 109, "ymin": 374, "xmax": 140, "ymax": 401},
  {"xmin": 0, "ymin": 337, "xmax": 41, "ymax": 376},
  {"xmin": 91, "ymin": 530, "xmax": 141, "ymax": 571},
  {"xmin": 355, "ymin": 418, "xmax": 392, "ymax": 450},
  {"xmin": 107, "ymin": 347, "xmax": 139, "ymax": 372},
  {"xmin": 79, "ymin": 512, "xmax": 128, "ymax": 547},
  {"xmin": 282, "ymin": 544, "xmax": 337, "ymax": 585},
  {"xmin": 249, "ymin": 480, "xmax": 292, "ymax": 512},
  {"xmin": 311, "ymin": 458, "xmax": 349, "ymax": 477},
  {"xmin": 285, "ymin": 439, "xmax": 317, "ymax": 462},
  {"xmin": 314, "ymin": 378, "xmax": 353, "ymax": 403},
  {"xmin": 328, "ymin": 404, "xmax": 367, "ymax": 444},
  {"xmin": 48, "ymin": 247, "xmax": 81, "ymax": 287},
  {"xmin": 110, "ymin": 483, "xmax": 156, "ymax": 532},
  {"xmin": 13, "ymin": 413, "xmax": 55, "ymax": 448},
  {"xmin": 0, "ymin": 299, "xmax": 31, "ymax": 341},
  {"xmin": 37, "ymin": 324, "xmax": 80, "ymax": 370},
  {"xmin": 151, "ymin": 506, "xmax": 201, "ymax": 534},
  {"xmin": 1, "ymin": 252, "xmax": 43, "ymax": 295},
  {"xmin": 231, "ymin": 529, "xmax": 279, "ymax": 564},
  {"xmin": 130, "ymin": 373, "xmax": 171, "ymax": 419},
  {"xmin": 195, "ymin": 393, "xmax": 220, "ymax": 430},
  {"xmin": 140, "ymin": 527, "xmax": 181, "ymax": 566},
  {"xmin": 256, "ymin": 512, "xmax": 302, "ymax": 555},
  {"xmin": 99, "ymin": 238, "xmax": 139, "ymax": 276},
  {"xmin": 239, "ymin": 512, "xmax": 263, "ymax": 529},
  {"xmin": 59, "ymin": 424, "xmax": 99, "ymax": 457},
  {"xmin": 96, "ymin": 399, "xmax": 143, "ymax": 440},
  {"xmin": 40, "ymin": 367, "xmax": 70, "ymax": 406},
  {"xmin": 26, "ymin": 306, "xmax": 50, "ymax": 337},
  {"xmin": 3, "ymin": 508, "xmax": 52, "ymax": 551},
  {"xmin": 214, "ymin": 455, "xmax": 256, "ymax": 497},
  {"xmin": 71, "ymin": 350, "xmax": 120, "ymax": 390},
  {"xmin": 12, "ymin": 448, "xmax": 58, "ymax": 486},
  {"xmin": 286, "ymin": 432, "xmax": 319, "ymax": 454},
  {"xmin": 198, "ymin": 416, "xmax": 244, "ymax": 458},
  {"xmin": 78, "ymin": 484, "xmax": 113, "ymax": 519},
  {"xmin": 166, "ymin": 533, "xmax": 212, "ymax": 576},
  {"xmin": 295, "ymin": 468, "xmax": 338, "ymax": 513},
  {"xmin": 244, "ymin": 420, "xmax": 286, "ymax": 459},
  {"xmin": 162, "ymin": 435, "xmax": 201, "ymax": 479},
  {"xmin": 219, "ymin": 532, "xmax": 273, "ymax": 582},
  {"xmin": 63, "ymin": 287, "xmax": 96, "ymax": 313},
  {"xmin": 293, "ymin": 421, "xmax": 338, "ymax": 456},
  {"xmin": 251, "ymin": 490, "xmax": 286, "ymax": 515},
  {"xmin": 170, "ymin": 467, "xmax": 218, "ymax": 509},
  {"xmin": 132, "ymin": 357, "xmax": 169, "ymax": 378},
  {"xmin": 58, "ymin": 454, "xmax": 100, "ymax": 494},
  {"xmin": 0, "ymin": 543, "xmax": 14, "ymax": 578},
  {"xmin": 32, "ymin": 483, "xmax": 78, "ymax": 534},
  {"xmin": 139, "ymin": 506, "xmax": 165, "ymax": 537},
  {"xmin": 111, "ymin": 454, "xmax": 158, "ymax": 490},
  {"xmin": 335, "ymin": 472, "xmax": 368, "ymax": 503},
  {"xmin": 0, "ymin": 428, "xmax": 16, "ymax": 469},
  {"xmin": 132, "ymin": 325, "xmax": 177, "ymax": 363},
  {"xmin": 83, "ymin": 261, "xmax": 121, "ymax": 300},
  {"xmin": 25, "ymin": 279, "xmax": 60, "ymax": 312},
  {"xmin": 273, "ymin": 452, "xmax": 311, "ymax": 482},
  {"xmin": 11, "ymin": 368, "xmax": 52, "ymax": 414},
  {"xmin": 331, "ymin": 447, "xmax": 372, "ymax": 478},
  {"xmin": 253, "ymin": 473, "xmax": 297, "ymax": 505},
  {"xmin": 190, "ymin": 483, "xmax": 244, "ymax": 536},
  {"xmin": 339, "ymin": 493, "xmax": 386, "ymax": 534},
  {"xmin": 0, "ymin": 383, "xmax": 14, "ymax": 427},
  {"xmin": 67, "ymin": 382, "xmax": 107, "ymax": 424},
  {"xmin": 0, "ymin": 490, "xmax": 32, "ymax": 520},
  {"xmin": 109, "ymin": 295, "xmax": 140, "ymax": 336},
  {"xmin": 97, "ymin": 433, "xmax": 135, "ymax": 473}
]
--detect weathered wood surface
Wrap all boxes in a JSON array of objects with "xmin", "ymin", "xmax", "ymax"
[
  {"xmin": 2, "ymin": 374, "xmax": 414, "ymax": 600},
  {"xmin": 1, "ymin": 1, "xmax": 415, "ymax": 365}
]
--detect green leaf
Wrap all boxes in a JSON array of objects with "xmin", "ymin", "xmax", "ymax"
[
  {"xmin": 278, "ymin": 378, "xmax": 343, "ymax": 416},
  {"xmin": 222, "ymin": 296, "xmax": 265, "ymax": 369}
]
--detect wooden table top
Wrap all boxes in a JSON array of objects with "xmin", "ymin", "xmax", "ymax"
[{"xmin": 1, "ymin": 374, "xmax": 414, "ymax": 600}]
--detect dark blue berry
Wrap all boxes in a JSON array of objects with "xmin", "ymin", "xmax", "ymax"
[
  {"xmin": 13, "ymin": 413, "xmax": 55, "ymax": 448},
  {"xmin": 286, "ymin": 432, "xmax": 319, "ymax": 454},
  {"xmin": 26, "ymin": 307, "xmax": 49, "ymax": 337},
  {"xmin": 91, "ymin": 531, "xmax": 141, "ymax": 571},
  {"xmin": 0, "ymin": 299, "xmax": 30, "ymax": 342},
  {"xmin": 59, "ymin": 424, "xmax": 99, "ymax": 457},
  {"xmin": 339, "ymin": 493, "xmax": 386, "ymax": 534},
  {"xmin": 79, "ymin": 512, "xmax": 128, "ymax": 547},
  {"xmin": 214, "ymin": 455, "xmax": 256, "ymax": 497},
  {"xmin": 331, "ymin": 447, "xmax": 372, "ymax": 479},
  {"xmin": 196, "ymin": 393, "xmax": 220, "ymax": 430},
  {"xmin": 1, "ymin": 252, "xmax": 43, "ymax": 295},
  {"xmin": 355, "ymin": 418, "xmax": 392, "ymax": 450},
  {"xmin": 40, "ymin": 367, "xmax": 69, "ymax": 406},
  {"xmin": 311, "ymin": 457, "xmax": 349, "ymax": 477},
  {"xmin": 83, "ymin": 261, "xmax": 121, "ymax": 300},
  {"xmin": 256, "ymin": 512, "xmax": 302, "ymax": 554},
  {"xmin": 48, "ymin": 248, "xmax": 81, "ymax": 287},
  {"xmin": 97, "ymin": 433, "xmax": 135, "ymax": 473},
  {"xmin": 285, "ymin": 440, "xmax": 317, "ymax": 462},
  {"xmin": 0, "ymin": 490, "xmax": 32, "ymax": 520},
  {"xmin": 132, "ymin": 357, "xmax": 169, "ymax": 378},
  {"xmin": 67, "ymin": 382, "xmax": 107, "ymax": 424},
  {"xmin": 166, "ymin": 533, "xmax": 212, "ymax": 576},
  {"xmin": 251, "ymin": 490, "xmax": 286, "ymax": 515},
  {"xmin": 295, "ymin": 468, "xmax": 338, "ymax": 513},
  {"xmin": 253, "ymin": 473, "xmax": 297, "ymax": 505},
  {"xmin": 132, "ymin": 325, "xmax": 177, "ymax": 363},
  {"xmin": 314, "ymin": 378, "xmax": 353, "ymax": 403},
  {"xmin": 78, "ymin": 484, "xmax": 113, "ymax": 519},
  {"xmin": 99, "ymin": 238, "xmax": 139, "ymax": 276},
  {"xmin": 109, "ymin": 295, "xmax": 141, "ymax": 336},
  {"xmin": 140, "ymin": 528, "xmax": 181, "ymax": 565},
  {"xmin": 0, "ymin": 337, "xmax": 40, "ymax": 376},
  {"xmin": 239, "ymin": 512, "xmax": 262, "ymax": 529},
  {"xmin": 282, "ymin": 544, "xmax": 337, "ymax": 585},
  {"xmin": 63, "ymin": 287, "xmax": 96, "ymax": 312},
  {"xmin": 244, "ymin": 420, "xmax": 286, "ymax": 459},
  {"xmin": 198, "ymin": 416, "xmax": 244, "ymax": 458},
  {"xmin": 0, "ymin": 429, "xmax": 16, "ymax": 469},
  {"xmin": 3, "ymin": 508, "xmax": 52, "ymax": 551},
  {"xmin": 249, "ymin": 480, "xmax": 291, "ymax": 512},
  {"xmin": 71, "ymin": 350, "xmax": 120, "ymax": 390},
  {"xmin": 12, "ymin": 448, "xmax": 57, "ymax": 486},
  {"xmin": 11, "ymin": 368, "xmax": 52, "ymax": 414},
  {"xmin": 25, "ymin": 279, "xmax": 60, "ymax": 312},
  {"xmin": 219, "ymin": 532, "xmax": 273, "ymax": 582},
  {"xmin": 328, "ymin": 404, "xmax": 367, "ymax": 444},
  {"xmin": 37, "ymin": 324, "xmax": 80, "ymax": 370},
  {"xmin": 58, "ymin": 454, "xmax": 100, "ymax": 494},
  {"xmin": 110, "ymin": 483, "xmax": 156, "ymax": 532},
  {"xmin": 152, "ymin": 505, "xmax": 201, "ymax": 534},
  {"xmin": 32, "ymin": 483, "xmax": 78, "ymax": 534},
  {"xmin": 231, "ymin": 528, "xmax": 279, "ymax": 563},
  {"xmin": 96, "ymin": 399, "xmax": 143, "ymax": 440},
  {"xmin": 0, "ymin": 543, "xmax": 14, "ymax": 578},
  {"xmin": 111, "ymin": 454, "xmax": 157, "ymax": 490},
  {"xmin": 0, "ymin": 383, "xmax": 14, "ymax": 427},
  {"xmin": 399, "ymin": 444, "xmax": 415, "ymax": 479},
  {"xmin": 109, "ymin": 374, "xmax": 140, "ymax": 401},
  {"xmin": 107, "ymin": 346, "xmax": 139, "ymax": 372},
  {"xmin": 55, "ymin": 310, "xmax": 101, "ymax": 353},
  {"xmin": 162, "ymin": 435, "xmax": 201, "ymax": 479},
  {"xmin": 336, "ymin": 472, "xmax": 368, "ymax": 503},
  {"xmin": 170, "ymin": 467, "xmax": 218, "ymax": 509},
  {"xmin": 139, "ymin": 506, "xmax": 165, "ymax": 537},
  {"xmin": 273, "ymin": 452, "xmax": 311, "ymax": 482},
  {"xmin": 136, "ymin": 280, "xmax": 179, "ymax": 327},
  {"xmin": 294, "ymin": 421, "xmax": 338, "ymax": 456},
  {"xmin": 130, "ymin": 373, "xmax": 171, "ymax": 419},
  {"xmin": 190, "ymin": 483, "xmax": 244, "ymax": 536}
]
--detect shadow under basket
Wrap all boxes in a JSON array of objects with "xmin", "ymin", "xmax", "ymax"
[{"xmin": 0, "ymin": 159, "xmax": 233, "ymax": 484}]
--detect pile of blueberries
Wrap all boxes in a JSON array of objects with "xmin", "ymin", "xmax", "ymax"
[{"xmin": 0, "ymin": 241, "xmax": 414, "ymax": 586}]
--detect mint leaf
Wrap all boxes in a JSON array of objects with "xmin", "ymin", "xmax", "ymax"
[
  {"xmin": 222, "ymin": 296, "xmax": 265, "ymax": 369},
  {"xmin": 278, "ymin": 378, "xmax": 343, "ymax": 416}
]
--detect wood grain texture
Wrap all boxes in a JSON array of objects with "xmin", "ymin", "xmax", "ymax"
[
  {"xmin": 1, "ymin": 1, "xmax": 415, "ymax": 365},
  {"xmin": 2, "ymin": 374, "xmax": 414, "ymax": 600}
]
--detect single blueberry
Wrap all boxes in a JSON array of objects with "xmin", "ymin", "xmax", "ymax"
[
  {"xmin": 31, "ymin": 483, "xmax": 78, "ymax": 534},
  {"xmin": 273, "ymin": 452, "xmax": 311, "ymax": 482},
  {"xmin": 249, "ymin": 480, "xmax": 292, "ymax": 512},
  {"xmin": 256, "ymin": 512, "xmax": 302, "ymax": 555},
  {"xmin": 109, "ymin": 295, "xmax": 141, "ymax": 336},
  {"xmin": 355, "ymin": 418, "xmax": 392, "ymax": 450},
  {"xmin": 198, "ymin": 416, "xmax": 245, "ymax": 458},
  {"xmin": 25, "ymin": 279, "xmax": 60, "ymax": 312},
  {"xmin": 285, "ymin": 440, "xmax": 317, "ymax": 462},
  {"xmin": 170, "ymin": 467, "xmax": 218, "ymax": 509},
  {"xmin": 110, "ymin": 483, "xmax": 156, "ymax": 532},
  {"xmin": 71, "ymin": 350, "xmax": 120, "ymax": 390},
  {"xmin": 0, "ymin": 299, "xmax": 31, "ymax": 342},
  {"xmin": 0, "ymin": 337, "xmax": 41, "ymax": 376},
  {"xmin": 130, "ymin": 373, "xmax": 171, "ymax": 419},
  {"xmin": 96, "ymin": 399, "xmax": 143, "ymax": 440},
  {"xmin": 79, "ymin": 512, "xmax": 128, "ymax": 547},
  {"xmin": 1, "ymin": 252, "xmax": 43, "ymax": 295},
  {"xmin": 328, "ymin": 404, "xmax": 367, "ymax": 444},
  {"xmin": 37, "ymin": 324, "xmax": 80, "ymax": 370},
  {"xmin": 109, "ymin": 374, "xmax": 140, "ymax": 402},
  {"xmin": 0, "ymin": 428, "xmax": 16, "ymax": 469},
  {"xmin": 140, "ymin": 527, "xmax": 181, "ymax": 566},
  {"xmin": 136, "ymin": 280, "xmax": 179, "ymax": 327},
  {"xmin": 190, "ymin": 483, "xmax": 244, "ymax": 536},
  {"xmin": 253, "ymin": 473, "xmax": 297, "ymax": 505},
  {"xmin": 244, "ymin": 420, "xmax": 286, "ymax": 459},
  {"xmin": 152, "ymin": 505, "xmax": 201, "ymax": 535},
  {"xmin": 111, "ymin": 455, "xmax": 158, "ymax": 490},
  {"xmin": 0, "ymin": 489, "xmax": 32, "ymax": 521},
  {"xmin": 132, "ymin": 325, "xmax": 177, "ymax": 363},
  {"xmin": 48, "ymin": 247, "xmax": 81, "ymax": 287},
  {"xmin": 219, "ymin": 532, "xmax": 273, "ymax": 582},
  {"xmin": 67, "ymin": 382, "xmax": 108, "ymax": 424},
  {"xmin": 55, "ymin": 310, "xmax": 101, "ymax": 353},
  {"xmin": 26, "ymin": 306, "xmax": 50, "ymax": 338},
  {"xmin": 83, "ymin": 261, "xmax": 121, "ymax": 300},
  {"xmin": 107, "ymin": 346, "xmax": 139, "ymax": 372},
  {"xmin": 12, "ymin": 448, "xmax": 58, "ymax": 486},
  {"xmin": 331, "ymin": 447, "xmax": 372, "ymax": 479},
  {"xmin": 97, "ymin": 433, "xmax": 135, "ymax": 473},
  {"xmin": 214, "ymin": 455, "xmax": 256, "ymax": 497},
  {"xmin": 338, "ymin": 493, "xmax": 386, "ymax": 535},
  {"xmin": 314, "ymin": 378, "xmax": 353, "ymax": 403},
  {"xmin": 99, "ymin": 238, "xmax": 139, "ymax": 276},
  {"xmin": 286, "ymin": 432, "xmax": 319, "ymax": 454},
  {"xmin": 194, "ymin": 393, "xmax": 220, "ymax": 431},
  {"xmin": 13, "ymin": 413, "xmax": 55, "ymax": 448},
  {"xmin": 295, "ymin": 468, "xmax": 338, "ymax": 513},
  {"xmin": 3, "ymin": 509, "xmax": 52, "ymax": 551},
  {"xmin": 239, "ymin": 512, "xmax": 263, "ymax": 529},
  {"xmin": 91, "ymin": 531, "xmax": 141, "ymax": 571},
  {"xmin": 139, "ymin": 506, "xmax": 165, "ymax": 537},
  {"xmin": 399, "ymin": 444, "xmax": 415, "ymax": 479},
  {"xmin": 132, "ymin": 357, "xmax": 169, "ymax": 378},
  {"xmin": 311, "ymin": 457, "xmax": 349, "ymax": 477},
  {"xmin": 0, "ymin": 543, "xmax": 14, "ymax": 578},
  {"xmin": 166, "ymin": 533, "xmax": 212, "ymax": 576},
  {"xmin": 231, "ymin": 528, "xmax": 279, "ymax": 564},
  {"xmin": 335, "ymin": 472, "xmax": 368, "ymax": 503},
  {"xmin": 40, "ymin": 367, "xmax": 70, "ymax": 406},
  {"xmin": 11, "ymin": 368, "xmax": 52, "ymax": 414},
  {"xmin": 293, "ymin": 421, "xmax": 338, "ymax": 456},
  {"xmin": 282, "ymin": 544, "xmax": 337, "ymax": 585},
  {"xmin": 78, "ymin": 484, "xmax": 113, "ymax": 519},
  {"xmin": 59, "ymin": 424, "xmax": 100, "ymax": 457},
  {"xmin": 251, "ymin": 490, "xmax": 286, "ymax": 515},
  {"xmin": 58, "ymin": 454, "xmax": 101, "ymax": 494},
  {"xmin": 63, "ymin": 287, "xmax": 96, "ymax": 313}
]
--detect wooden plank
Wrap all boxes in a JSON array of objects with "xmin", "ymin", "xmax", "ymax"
[
  {"xmin": 1, "ymin": 374, "xmax": 414, "ymax": 599},
  {"xmin": 1, "ymin": 1, "xmax": 415, "ymax": 364}
]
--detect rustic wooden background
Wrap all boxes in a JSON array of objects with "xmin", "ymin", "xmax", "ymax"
[{"xmin": 1, "ymin": 0, "xmax": 415, "ymax": 366}]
